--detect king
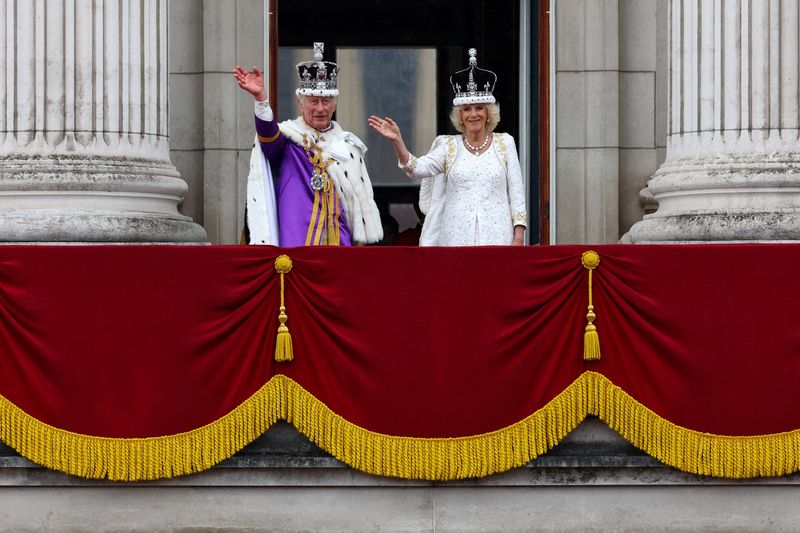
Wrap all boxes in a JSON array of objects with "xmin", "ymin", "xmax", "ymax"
[{"xmin": 233, "ymin": 43, "xmax": 383, "ymax": 246}]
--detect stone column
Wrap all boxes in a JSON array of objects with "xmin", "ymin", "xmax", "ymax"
[
  {"xmin": 0, "ymin": 0, "xmax": 206, "ymax": 242},
  {"xmin": 630, "ymin": 0, "xmax": 800, "ymax": 243}
]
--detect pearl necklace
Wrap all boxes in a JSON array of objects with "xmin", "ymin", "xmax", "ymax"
[{"xmin": 463, "ymin": 133, "xmax": 490, "ymax": 154}]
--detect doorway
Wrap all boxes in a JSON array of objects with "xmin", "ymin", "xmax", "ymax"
[{"xmin": 273, "ymin": 0, "xmax": 544, "ymax": 243}]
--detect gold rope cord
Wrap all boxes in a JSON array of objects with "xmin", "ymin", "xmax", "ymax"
[
  {"xmin": 581, "ymin": 251, "xmax": 601, "ymax": 361},
  {"xmin": 302, "ymin": 137, "xmax": 338, "ymax": 245},
  {"xmin": 305, "ymin": 189, "xmax": 322, "ymax": 246}
]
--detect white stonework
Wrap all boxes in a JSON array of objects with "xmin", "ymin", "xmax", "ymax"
[
  {"xmin": 630, "ymin": 0, "xmax": 800, "ymax": 242},
  {"xmin": 0, "ymin": 0, "xmax": 206, "ymax": 242}
]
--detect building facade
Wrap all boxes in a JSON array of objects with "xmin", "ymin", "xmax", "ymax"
[{"xmin": 2, "ymin": 0, "xmax": 800, "ymax": 531}]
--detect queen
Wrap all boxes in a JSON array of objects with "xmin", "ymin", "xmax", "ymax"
[{"xmin": 369, "ymin": 49, "xmax": 527, "ymax": 246}]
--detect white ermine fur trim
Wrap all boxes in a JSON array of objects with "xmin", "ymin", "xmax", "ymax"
[
  {"xmin": 295, "ymin": 88, "xmax": 340, "ymax": 97},
  {"xmin": 246, "ymin": 136, "xmax": 280, "ymax": 245},
  {"xmin": 452, "ymin": 94, "xmax": 496, "ymax": 106}
]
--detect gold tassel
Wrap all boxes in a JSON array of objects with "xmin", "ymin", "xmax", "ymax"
[
  {"xmin": 581, "ymin": 250, "xmax": 601, "ymax": 361},
  {"xmin": 274, "ymin": 255, "xmax": 294, "ymax": 362}
]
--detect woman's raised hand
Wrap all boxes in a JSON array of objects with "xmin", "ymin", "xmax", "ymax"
[
  {"xmin": 233, "ymin": 65, "xmax": 267, "ymax": 101},
  {"xmin": 368, "ymin": 115, "xmax": 411, "ymax": 165},
  {"xmin": 368, "ymin": 116, "xmax": 402, "ymax": 142}
]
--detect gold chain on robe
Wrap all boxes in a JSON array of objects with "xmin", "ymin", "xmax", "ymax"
[{"xmin": 302, "ymin": 136, "xmax": 341, "ymax": 246}]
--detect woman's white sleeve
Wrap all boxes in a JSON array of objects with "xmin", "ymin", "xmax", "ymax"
[
  {"xmin": 397, "ymin": 136, "xmax": 447, "ymax": 180},
  {"xmin": 505, "ymin": 134, "xmax": 528, "ymax": 228}
]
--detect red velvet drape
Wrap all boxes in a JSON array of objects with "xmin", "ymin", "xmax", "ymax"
[{"xmin": 0, "ymin": 244, "xmax": 798, "ymax": 440}]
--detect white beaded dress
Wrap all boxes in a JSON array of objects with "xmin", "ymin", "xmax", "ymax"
[{"xmin": 400, "ymin": 133, "xmax": 528, "ymax": 246}]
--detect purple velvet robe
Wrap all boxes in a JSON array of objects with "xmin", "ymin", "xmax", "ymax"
[{"xmin": 255, "ymin": 115, "xmax": 352, "ymax": 246}]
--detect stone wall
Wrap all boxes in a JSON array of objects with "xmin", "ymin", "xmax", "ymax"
[
  {"xmin": 554, "ymin": 0, "xmax": 667, "ymax": 244},
  {"xmin": 170, "ymin": 0, "xmax": 264, "ymax": 244}
]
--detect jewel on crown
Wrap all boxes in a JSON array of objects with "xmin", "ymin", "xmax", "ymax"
[
  {"xmin": 449, "ymin": 47, "xmax": 498, "ymax": 106},
  {"xmin": 313, "ymin": 42, "xmax": 324, "ymax": 61},
  {"xmin": 295, "ymin": 42, "xmax": 340, "ymax": 97},
  {"xmin": 467, "ymin": 71, "xmax": 478, "ymax": 93}
]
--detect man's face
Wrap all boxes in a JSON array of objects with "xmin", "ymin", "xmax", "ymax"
[{"xmin": 299, "ymin": 96, "xmax": 337, "ymax": 130}]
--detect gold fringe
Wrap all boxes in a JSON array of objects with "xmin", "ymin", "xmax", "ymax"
[
  {"xmin": 581, "ymin": 251, "xmax": 601, "ymax": 361},
  {"xmin": 1, "ymin": 372, "xmax": 800, "ymax": 481},
  {"xmin": 584, "ymin": 371, "xmax": 800, "ymax": 478},
  {"xmin": 281, "ymin": 376, "xmax": 587, "ymax": 480},
  {"xmin": 274, "ymin": 255, "xmax": 294, "ymax": 362},
  {"xmin": 0, "ymin": 379, "xmax": 285, "ymax": 481},
  {"xmin": 0, "ymin": 376, "xmax": 585, "ymax": 481}
]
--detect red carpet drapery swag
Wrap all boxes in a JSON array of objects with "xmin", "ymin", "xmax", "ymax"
[{"xmin": 0, "ymin": 245, "xmax": 799, "ymax": 480}]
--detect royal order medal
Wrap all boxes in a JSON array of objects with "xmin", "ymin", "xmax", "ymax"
[{"xmin": 310, "ymin": 170, "xmax": 325, "ymax": 191}]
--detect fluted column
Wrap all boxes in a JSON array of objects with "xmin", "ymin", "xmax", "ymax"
[
  {"xmin": 630, "ymin": 0, "xmax": 800, "ymax": 242},
  {"xmin": 0, "ymin": 0, "xmax": 206, "ymax": 242}
]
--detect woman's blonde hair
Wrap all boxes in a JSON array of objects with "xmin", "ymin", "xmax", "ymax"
[{"xmin": 449, "ymin": 103, "xmax": 501, "ymax": 133}]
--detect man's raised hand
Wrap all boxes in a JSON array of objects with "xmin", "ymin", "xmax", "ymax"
[{"xmin": 233, "ymin": 66, "xmax": 266, "ymax": 101}]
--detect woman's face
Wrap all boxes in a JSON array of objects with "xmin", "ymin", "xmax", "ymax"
[{"xmin": 460, "ymin": 105, "xmax": 488, "ymax": 134}]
